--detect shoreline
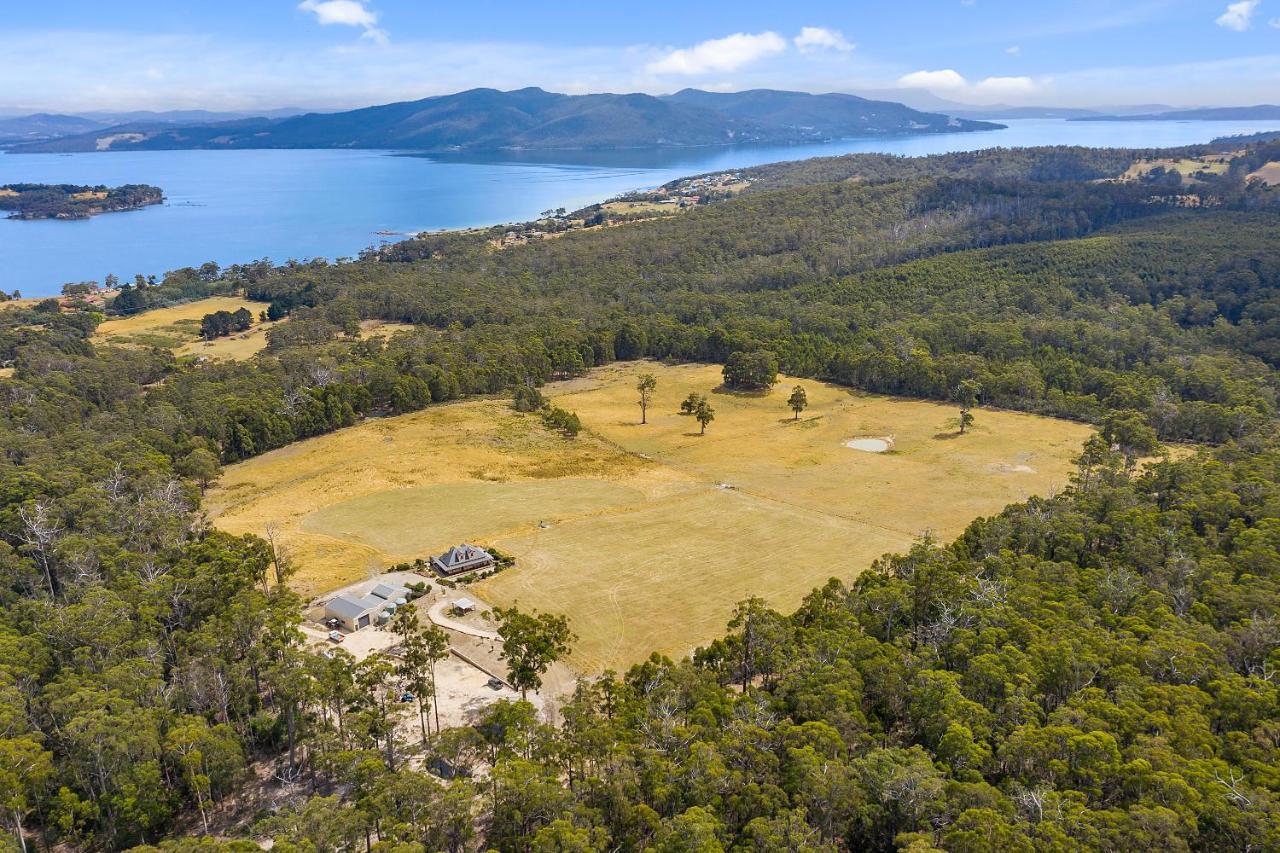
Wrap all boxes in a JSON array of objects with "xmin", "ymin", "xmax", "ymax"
[{"xmin": 6, "ymin": 118, "xmax": 1280, "ymax": 295}]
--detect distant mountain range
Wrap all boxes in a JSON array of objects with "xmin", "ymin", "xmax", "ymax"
[
  {"xmin": 0, "ymin": 113, "xmax": 107, "ymax": 143},
  {"xmin": 1070, "ymin": 105, "xmax": 1280, "ymax": 122},
  {"xmin": 5, "ymin": 88, "xmax": 1002, "ymax": 154},
  {"xmin": 0, "ymin": 108, "xmax": 310, "ymax": 145}
]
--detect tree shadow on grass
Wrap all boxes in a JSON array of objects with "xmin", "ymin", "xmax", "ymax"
[
  {"xmin": 711, "ymin": 383, "xmax": 773, "ymax": 398},
  {"xmin": 932, "ymin": 431, "xmax": 964, "ymax": 440}
]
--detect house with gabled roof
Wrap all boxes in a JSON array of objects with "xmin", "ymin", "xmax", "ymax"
[{"xmin": 430, "ymin": 543, "xmax": 495, "ymax": 576}]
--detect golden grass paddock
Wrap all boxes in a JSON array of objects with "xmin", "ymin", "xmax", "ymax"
[
  {"xmin": 1121, "ymin": 155, "xmax": 1233, "ymax": 183},
  {"xmin": 207, "ymin": 362, "xmax": 1094, "ymax": 671},
  {"xmin": 1248, "ymin": 162, "xmax": 1280, "ymax": 186},
  {"xmin": 93, "ymin": 296, "xmax": 276, "ymax": 361}
]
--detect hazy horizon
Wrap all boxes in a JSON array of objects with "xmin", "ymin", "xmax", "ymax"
[{"xmin": 4, "ymin": 1, "xmax": 1280, "ymax": 114}]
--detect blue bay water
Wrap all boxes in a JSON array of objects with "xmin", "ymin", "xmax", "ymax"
[{"xmin": 2, "ymin": 118, "xmax": 1279, "ymax": 297}]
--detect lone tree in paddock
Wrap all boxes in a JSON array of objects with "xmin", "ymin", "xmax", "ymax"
[
  {"xmin": 493, "ymin": 606, "xmax": 576, "ymax": 699},
  {"xmin": 636, "ymin": 373, "xmax": 657, "ymax": 424},
  {"xmin": 694, "ymin": 398, "xmax": 716, "ymax": 435},
  {"xmin": 954, "ymin": 379, "xmax": 982, "ymax": 435},
  {"xmin": 787, "ymin": 385, "xmax": 808, "ymax": 421}
]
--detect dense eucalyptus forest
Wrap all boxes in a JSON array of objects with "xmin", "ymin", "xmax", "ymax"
[{"xmin": 0, "ymin": 142, "xmax": 1278, "ymax": 851}]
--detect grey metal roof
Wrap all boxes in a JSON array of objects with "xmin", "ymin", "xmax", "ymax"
[
  {"xmin": 370, "ymin": 583, "xmax": 408, "ymax": 601},
  {"xmin": 325, "ymin": 595, "xmax": 375, "ymax": 620}
]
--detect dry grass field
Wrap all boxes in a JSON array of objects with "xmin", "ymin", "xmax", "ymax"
[
  {"xmin": 205, "ymin": 401, "xmax": 649, "ymax": 599},
  {"xmin": 207, "ymin": 362, "xmax": 1094, "ymax": 671},
  {"xmin": 93, "ymin": 296, "xmax": 277, "ymax": 360},
  {"xmin": 1121, "ymin": 155, "xmax": 1232, "ymax": 183},
  {"xmin": 1248, "ymin": 162, "xmax": 1280, "ymax": 186},
  {"xmin": 602, "ymin": 200, "xmax": 679, "ymax": 216},
  {"xmin": 358, "ymin": 319, "xmax": 417, "ymax": 340}
]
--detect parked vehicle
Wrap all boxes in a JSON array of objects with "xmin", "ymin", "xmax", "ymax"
[{"xmin": 327, "ymin": 630, "xmax": 344, "ymax": 643}]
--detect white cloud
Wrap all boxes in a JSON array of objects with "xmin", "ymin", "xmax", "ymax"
[
  {"xmin": 299, "ymin": 0, "xmax": 375, "ymax": 27},
  {"xmin": 794, "ymin": 27, "xmax": 853, "ymax": 54},
  {"xmin": 974, "ymin": 76, "xmax": 1036, "ymax": 96},
  {"xmin": 1215, "ymin": 0, "xmax": 1260, "ymax": 31},
  {"xmin": 897, "ymin": 69, "xmax": 968, "ymax": 90},
  {"xmin": 1005, "ymin": 45, "xmax": 1021, "ymax": 56},
  {"xmin": 646, "ymin": 32, "xmax": 787, "ymax": 75},
  {"xmin": 299, "ymin": 0, "xmax": 387, "ymax": 43},
  {"xmin": 1270, "ymin": 17, "xmax": 1280, "ymax": 27},
  {"xmin": 896, "ymin": 69, "xmax": 1038, "ymax": 103}
]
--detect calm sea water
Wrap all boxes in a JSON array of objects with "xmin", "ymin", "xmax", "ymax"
[{"xmin": 3, "ymin": 118, "xmax": 1279, "ymax": 296}]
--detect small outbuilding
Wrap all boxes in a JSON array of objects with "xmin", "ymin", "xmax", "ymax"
[
  {"xmin": 451, "ymin": 597, "xmax": 477, "ymax": 614},
  {"xmin": 324, "ymin": 593, "xmax": 388, "ymax": 632},
  {"xmin": 431, "ymin": 544, "xmax": 495, "ymax": 576},
  {"xmin": 370, "ymin": 583, "xmax": 410, "ymax": 605}
]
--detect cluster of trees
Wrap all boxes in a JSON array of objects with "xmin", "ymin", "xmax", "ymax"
[
  {"xmin": 722, "ymin": 350, "xmax": 779, "ymax": 391},
  {"xmin": 511, "ymin": 386, "xmax": 581, "ymax": 435},
  {"xmin": 110, "ymin": 263, "xmax": 231, "ymax": 316},
  {"xmin": 540, "ymin": 405, "xmax": 582, "ymax": 437},
  {"xmin": 679, "ymin": 392, "xmax": 717, "ymax": 434},
  {"xmin": 0, "ymin": 142, "xmax": 1274, "ymax": 849},
  {"xmin": 199, "ymin": 308, "xmax": 253, "ymax": 340}
]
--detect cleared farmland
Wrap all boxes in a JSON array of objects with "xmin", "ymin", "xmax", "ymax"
[
  {"xmin": 93, "ymin": 296, "xmax": 276, "ymax": 361},
  {"xmin": 208, "ymin": 361, "xmax": 1095, "ymax": 671},
  {"xmin": 1248, "ymin": 162, "xmax": 1280, "ymax": 186}
]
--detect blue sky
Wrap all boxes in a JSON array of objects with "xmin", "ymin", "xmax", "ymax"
[{"xmin": 3, "ymin": 1, "xmax": 1279, "ymax": 112}]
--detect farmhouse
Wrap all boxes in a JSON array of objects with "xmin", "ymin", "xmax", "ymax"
[
  {"xmin": 324, "ymin": 593, "xmax": 388, "ymax": 631},
  {"xmin": 431, "ymin": 543, "xmax": 494, "ymax": 576}
]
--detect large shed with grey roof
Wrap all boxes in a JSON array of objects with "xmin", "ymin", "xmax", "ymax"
[{"xmin": 324, "ymin": 593, "xmax": 388, "ymax": 631}]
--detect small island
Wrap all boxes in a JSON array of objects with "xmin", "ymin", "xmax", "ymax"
[{"xmin": 0, "ymin": 182, "xmax": 163, "ymax": 220}]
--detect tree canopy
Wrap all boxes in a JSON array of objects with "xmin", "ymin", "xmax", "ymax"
[{"xmin": 0, "ymin": 141, "xmax": 1275, "ymax": 850}]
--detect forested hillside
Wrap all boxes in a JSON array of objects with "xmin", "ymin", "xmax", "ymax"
[
  {"xmin": 0, "ymin": 144, "xmax": 1277, "ymax": 850},
  {"xmin": 9, "ymin": 87, "xmax": 998, "ymax": 154}
]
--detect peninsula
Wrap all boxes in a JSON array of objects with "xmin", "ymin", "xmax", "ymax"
[{"xmin": 0, "ymin": 182, "xmax": 164, "ymax": 220}]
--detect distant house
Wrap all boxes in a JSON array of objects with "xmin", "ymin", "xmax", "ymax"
[
  {"xmin": 324, "ymin": 593, "xmax": 388, "ymax": 631},
  {"xmin": 431, "ymin": 544, "xmax": 495, "ymax": 576}
]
